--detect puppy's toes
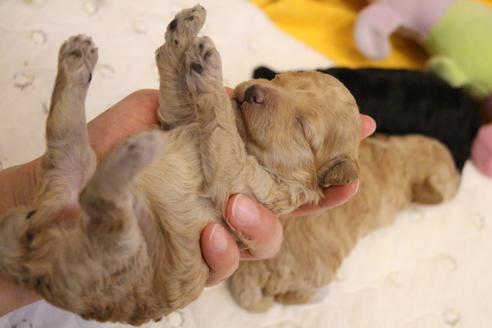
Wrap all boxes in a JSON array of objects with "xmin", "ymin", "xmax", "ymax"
[
  {"xmin": 59, "ymin": 35, "xmax": 98, "ymax": 85},
  {"xmin": 164, "ymin": 5, "xmax": 206, "ymax": 52},
  {"xmin": 184, "ymin": 36, "xmax": 223, "ymax": 95},
  {"xmin": 229, "ymin": 278, "xmax": 275, "ymax": 312}
]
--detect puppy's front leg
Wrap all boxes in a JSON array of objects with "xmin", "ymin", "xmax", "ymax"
[
  {"xmin": 155, "ymin": 5, "xmax": 206, "ymax": 129},
  {"xmin": 184, "ymin": 37, "xmax": 291, "ymax": 213}
]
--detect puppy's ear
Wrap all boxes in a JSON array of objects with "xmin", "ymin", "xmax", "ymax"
[
  {"xmin": 319, "ymin": 155, "xmax": 359, "ymax": 188},
  {"xmin": 253, "ymin": 66, "xmax": 277, "ymax": 80}
]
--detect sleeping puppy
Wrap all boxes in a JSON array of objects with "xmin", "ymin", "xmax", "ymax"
[
  {"xmin": 0, "ymin": 5, "xmax": 459, "ymax": 324},
  {"xmin": 254, "ymin": 66, "xmax": 481, "ymax": 171},
  {"xmin": 229, "ymin": 134, "xmax": 459, "ymax": 312}
]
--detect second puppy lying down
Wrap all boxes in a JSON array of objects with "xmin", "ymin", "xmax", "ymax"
[{"xmin": 0, "ymin": 5, "xmax": 459, "ymax": 324}]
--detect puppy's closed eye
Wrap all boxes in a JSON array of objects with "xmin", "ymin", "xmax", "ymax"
[
  {"xmin": 26, "ymin": 210, "xmax": 37, "ymax": 220},
  {"xmin": 296, "ymin": 114, "xmax": 312, "ymax": 143}
]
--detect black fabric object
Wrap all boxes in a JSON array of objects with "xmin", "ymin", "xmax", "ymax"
[{"xmin": 253, "ymin": 66, "xmax": 481, "ymax": 170}]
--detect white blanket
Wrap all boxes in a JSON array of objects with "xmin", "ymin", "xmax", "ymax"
[{"xmin": 1, "ymin": 1, "xmax": 491, "ymax": 327}]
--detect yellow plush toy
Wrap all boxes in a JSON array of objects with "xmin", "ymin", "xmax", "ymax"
[{"xmin": 251, "ymin": 0, "xmax": 427, "ymax": 69}]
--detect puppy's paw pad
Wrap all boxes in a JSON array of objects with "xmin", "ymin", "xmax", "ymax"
[
  {"xmin": 59, "ymin": 35, "xmax": 98, "ymax": 84},
  {"xmin": 185, "ymin": 37, "xmax": 222, "ymax": 95},
  {"xmin": 165, "ymin": 5, "xmax": 206, "ymax": 48}
]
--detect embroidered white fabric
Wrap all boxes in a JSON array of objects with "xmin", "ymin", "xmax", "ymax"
[{"xmin": 0, "ymin": 0, "xmax": 491, "ymax": 327}]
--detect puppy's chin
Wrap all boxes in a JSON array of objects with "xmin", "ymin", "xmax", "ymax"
[
  {"xmin": 231, "ymin": 81, "xmax": 261, "ymax": 140},
  {"xmin": 230, "ymin": 98, "xmax": 248, "ymax": 141}
]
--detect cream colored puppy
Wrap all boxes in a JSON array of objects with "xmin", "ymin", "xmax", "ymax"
[{"xmin": 0, "ymin": 5, "xmax": 459, "ymax": 325}]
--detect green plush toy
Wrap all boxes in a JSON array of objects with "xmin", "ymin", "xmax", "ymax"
[{"xmin": 425, "ymin": 0, "xmax": 492, "ymax": 99}]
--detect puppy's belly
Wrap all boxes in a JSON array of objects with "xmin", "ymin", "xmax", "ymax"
[
  {"xmin": 137, "ymin": 127, "xmax": 218, "ymax": 231},
  {"xmin": 128, "ymin": 128, "xmax": 218, "ymax": 308}
]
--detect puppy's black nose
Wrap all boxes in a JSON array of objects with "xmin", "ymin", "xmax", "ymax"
[{"xmin": 244, "ymin": 85, "xmax": 264, "ymax": 104}]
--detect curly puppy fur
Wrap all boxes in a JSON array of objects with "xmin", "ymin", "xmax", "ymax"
[
  {"xmin": 254, "ymin": 66, "xmax": 481, "ymax": 171},
  {"xmin": 0, "ymin": 6, "xmax": 459, "ymax": 324}
]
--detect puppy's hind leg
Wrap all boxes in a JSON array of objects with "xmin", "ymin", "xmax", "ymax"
[
  {"xmin": 399, "ymin": 136, "xmax": 461, "ymax": 204},
  {"xmin": 24, "ymin": 131, "xmax": 163, "ymax": 324},
  {"xmin": 77, "ymin": 131, "xmax": 163, "ymax": 323},
  {"xmin": 0, "ymin": 35, "xmax": 97, "ymax": 281},
  {"xmin": 37, "ymin": 35, "xmax": 98, "ymax": 207},
  {"xmin": 155, "ymin": 5, "xmax": 206, "ymax": 129},
  {"xmin": 80, "ymin": 130, "xmax": 162, "ymax": 242}
]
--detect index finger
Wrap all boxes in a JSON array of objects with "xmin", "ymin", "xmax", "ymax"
[
  {"xmin": 225, "ymin": 194, "xmax": 283, "ymax": 260},
  {"xmin": 288, "ymin": 180, "xmax": 359, "ymax": 217}
]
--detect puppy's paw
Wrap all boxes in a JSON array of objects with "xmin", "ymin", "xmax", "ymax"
[
  {"xmin": 59, "ymin": 35, "xmax": 98, "ymax": 85},
  {"xmin": 114, "ymin": 131, "xmax": 163, "ymax": 175},
  {"xmin": 164, "ymin": 5, "xmax": 206, "ymax": 53},
  {"xmin": 229, "ymin": 263, "xmax": 275, "ymax": 312},
  {"xmin": 184, "ymin": 36, "xmax": 223, "ymax": 96},
  {"xmin": 229, "ymin": 281, "xmax": 274, "ymax": 313},
  {"xmin": 95, "ymin": 130, "xmax": 164, "ymax": 188}
]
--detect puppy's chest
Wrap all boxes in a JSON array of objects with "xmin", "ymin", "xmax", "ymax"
[{"xmin": 136, "ymin": 128, "xmax": 219, "ymax": 227}]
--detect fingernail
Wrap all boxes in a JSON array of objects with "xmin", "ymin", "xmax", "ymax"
[
  {"xmin": 364, "ymin": 116, "xmax": 376, "ymax": 137},
  {"xmin": 208, "ymin": 224, "xmax": 228, "ymax": 252},
  {"xmin": 230, "ymin": 194, "xmax": 261, "ymax": 227}
]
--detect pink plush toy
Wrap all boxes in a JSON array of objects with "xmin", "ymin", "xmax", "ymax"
[
  {"xmin": 354, "ymin": 0, "xmax": 492, "ymax": 177},
  {"xmin": 473, "ymin": 124, "xmax": 492, "ymax": 177}
]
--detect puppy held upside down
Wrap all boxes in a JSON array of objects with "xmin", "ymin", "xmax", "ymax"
[{"xmin": 0, "ymin": 5, "xmax": 459, "ymax": 324}]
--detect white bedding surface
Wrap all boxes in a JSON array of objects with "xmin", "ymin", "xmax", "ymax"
[{"xmin": 1, "ymin": 1, "xmax": 491, "ymax": 327}]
